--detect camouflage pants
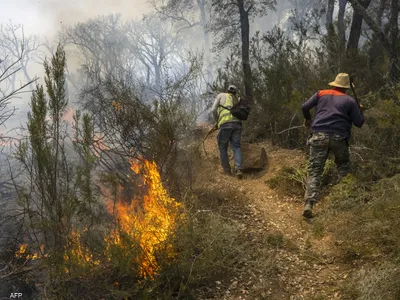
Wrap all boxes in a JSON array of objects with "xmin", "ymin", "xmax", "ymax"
[{"xmin": 304, "ymin": 132, "xmax": 350, "ymax": 205}]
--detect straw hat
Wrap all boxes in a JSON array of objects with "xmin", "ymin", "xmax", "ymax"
[{"xmin": 328, "ymin": 73, "xmax": 350, "ymax": 89}]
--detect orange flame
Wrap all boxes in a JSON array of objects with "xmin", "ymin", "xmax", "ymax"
[
  {"xmin": 112, "ymin": 101, "xmax": 122, "ymax": 111},
  {"xmin": 105, "ymin": 158, "xmax": 182, "ymax": 278},
  {"xmin": 15, "ymin": 244, "xmax": 45, "ymax": 260},
  {"xmin": 15, "ymin": 244, "xmax": 28, "ymax": 258},
  {"xmin": 64, "ymin": 231, "xmax": 100, "ymax": 267},
  {"xmin": 14, "ymin": 158, "xmax": 182, "ymax": 279}
]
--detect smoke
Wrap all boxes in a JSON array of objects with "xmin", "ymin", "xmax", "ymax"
[
  {"xmin": 0, "ymin": 0, "xmax": 152, "ymax": 133},
  {"xmin": 32, "ymin": 0, "xmax": 151, "ymax": 36},
  {"xmin": 1, "ymin": 0, "xmax": 151, "ymax": 38},
  {"xmin": 0, "ymin": 0, "xmax": 324, "ymax": 139}
]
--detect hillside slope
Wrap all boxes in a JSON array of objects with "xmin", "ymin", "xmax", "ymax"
[{"xmin": 195, "ymin": 131, "xmax": 350, "ymax": 299}]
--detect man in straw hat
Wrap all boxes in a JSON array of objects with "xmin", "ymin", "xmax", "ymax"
[
  {"xmin": 212, "ymin": 85, "xmax": 244, "ymax": 179},
  {"xmin": 301, "ymin": 73, "xmax": 365, "ymax": 218}
]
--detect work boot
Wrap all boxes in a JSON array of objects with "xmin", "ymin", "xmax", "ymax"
[
  {"xmin": 235, "ymin": 169, "xmax": 244, "ymax": 179},
  {"xmin": 222, "ymin": 169, "xmax": 232, "ymax": 176},
  {"xmin": 302, "ymin": 202, "xmax": 313, "ymax": 219}
]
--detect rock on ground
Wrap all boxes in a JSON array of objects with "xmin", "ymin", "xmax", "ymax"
[{"xmin": 232, "ymin": 143, "xmax": 268, "ymax": 173}]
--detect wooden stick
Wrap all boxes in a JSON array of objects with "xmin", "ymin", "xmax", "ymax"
[
  {"xmin": 276, "ymin": 125, "xmax": 304, "ymax": 135},
  {"xmin": 350, "ymin": 74, "xmax": 360, "ymax": 105}
]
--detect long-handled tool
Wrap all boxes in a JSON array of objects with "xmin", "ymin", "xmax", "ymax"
[
  {"xmin": 350, "ymin": 74, "xmax": 360, "ymax": 107},
  {"xmin": 198, "ymin": 124, "xmax": 218, "ymax": 157}
]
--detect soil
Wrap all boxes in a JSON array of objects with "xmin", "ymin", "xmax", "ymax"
[{"xmin": 196, "ymin": 130, "xmax": 351, "ymax": 300}]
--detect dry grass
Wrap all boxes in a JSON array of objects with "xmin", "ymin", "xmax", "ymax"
[
  {"xmin": 342, "ymin": 262, "xmax": 400, "ymax": 300},
  {"xmin": 263, "ymin": 148, "xmax": 400, "ymax": 300},
  {"xmin": 315, "ymin": 173, "xmax": 400, "ymax": 299}
]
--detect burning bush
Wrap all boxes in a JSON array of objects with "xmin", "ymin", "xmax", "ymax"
[
  {"xmin": 6, "ymin": 45, "xmax": 186, "ymax": 298},
  {"xmin": 104, "ymin": 158, "xmax": 183, "ymax": 279},
  {"xmin": 2, "ymin": 42, "xmax": 263, "ymax": 299}
]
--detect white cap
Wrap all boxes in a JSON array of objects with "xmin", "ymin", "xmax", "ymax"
[{"xmin": 227, "ymin": 85, "xmax": 238, "ymax": 93}]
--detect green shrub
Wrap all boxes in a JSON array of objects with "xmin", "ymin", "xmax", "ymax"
[
  {"xmin": 266, "ymin": 159, "xmax": 336, "ymax": 197},
  {"xmin": 351, "ymin": 99, "xmax": 400, "ymax": 180},
  {"xmin": 325, "ymin": 175, "xmax": 370, "ymax": 212},
  {"xmin": 151, "ymin": 189, "xmax": 276, "ymax": 299},
  {"xmin": 266, "ymin": 165, "xmax": 307, "ymax": 197},
  {"xmin": 160, "ymin": 210, "xmax": 248, "ymax": 298},
  {"xmin": 331, "ymin": 174, "xmax": 400, "ymax": 256}
]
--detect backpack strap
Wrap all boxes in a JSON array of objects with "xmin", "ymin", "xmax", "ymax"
[
  {"xmin": 218, "ymin": 95, "xmax": 240, "ymax": 111},
  {"xmin": 219, "ymin": 104, "xmax": 231, "ymax": 111}
]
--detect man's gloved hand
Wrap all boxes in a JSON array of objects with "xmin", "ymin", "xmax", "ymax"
[
  {"xmin": 359, "ymin": 104, "xmax": 365, "ymax": 111},
  {"xmin": 304, "ymin": 119, "xmax": 312, "ymax": 129}
]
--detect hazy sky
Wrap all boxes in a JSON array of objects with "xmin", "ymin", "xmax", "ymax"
[
  {"xmin": 0, "ymin": 0, "xmax": 151, "ymax": 36},
  {"xmin": 0, "ymin": 0, "xmax": 152, "ymax": 133}
]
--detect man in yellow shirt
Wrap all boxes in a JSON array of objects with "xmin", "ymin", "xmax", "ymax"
[{"xmin": 211, "ymin": 85, "xmax": 243, "ymax": 179}]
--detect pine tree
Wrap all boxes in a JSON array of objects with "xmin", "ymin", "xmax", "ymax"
[{"xmin": 16, "ymin": 45, "xmax": 97, "ymax": 282}]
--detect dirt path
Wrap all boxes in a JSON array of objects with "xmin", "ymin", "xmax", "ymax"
[{"xmin": 199, "ymin": 133, "xmax": 350, "ymax": 299}]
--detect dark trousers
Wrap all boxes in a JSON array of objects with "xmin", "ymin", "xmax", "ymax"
[
  {"xmin": 217, "ymin": 122, "xmax": 242, "ymax": 173},
  {"xmin": 304, "ymin": 132, "xmax": 350, "ymax": 204}
]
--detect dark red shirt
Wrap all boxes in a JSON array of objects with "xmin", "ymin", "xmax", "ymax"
[{"xmin": 302, "ymin": 89, "xmax": 364, "ymax": 138}]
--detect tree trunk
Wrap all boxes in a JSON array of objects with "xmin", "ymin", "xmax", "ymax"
[
  {"xmin": 347, "ymin": 9, "xmax": 362, "ymax": 52},
  {"xmin": 338, "ymin": 0, "xmax": 348, "ymax": 45},
  {"xmin": 146, "ymin": 66, "xmax": 151, "ymax": 85},
  {"xmin": 347, "ymin": 0, "xmax": 373, "ymax": 53},
  {"xmin": 348, "ymin": 0, "xmax": 398, "ymax": 83},
  {"xmin": 197, "ymin": 0, "xmax": 213, "ymax": 87},
  {"xmin": 377, "ymin": 0, "xmax": 387, "ymax": 28},
  {"xmin": 389, "ymin": 0, "xmax": 399, "ymax": 82},
  {"xmin": 326, "ymin": 0, "xmax": 335, "ymax": 32},
  {"xmin": 238, "ymin": 0, "xmax": 254, "ymax": 103},
  {"xmin": 22, "ymin": 66, "xmax": 33, "ymax": 89},
  {"xmin": 348, "ymin": 0, "xmax": 390, "ymax": 50},
  {"xmin": 369, "ymin": 0, "xmax": 387, "ymax": 66},
  {"xmin": 153, "ymin": 58, "xmax": 162, "ymax": 90}
]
